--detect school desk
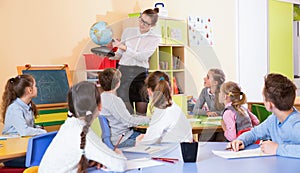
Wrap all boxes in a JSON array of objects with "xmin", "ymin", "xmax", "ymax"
[
  {"xmin": 88, "ymin": 142, "xmax": 300, "ymax": 173},
  {"xmin": 134, "ymin": 115, "xmax": 223, "ymax": 141},
  {"xmin": 0, "ymin": 137, "xmax": 29, "ymax": 162}
]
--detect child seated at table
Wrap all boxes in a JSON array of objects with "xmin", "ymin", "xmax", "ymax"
[
  {"xmin": 39, "ymin": 81, "xmax": 126, "ymax": 172},
  {"xmin": 228, "ymin": 73, "xmax": 300, "ymax": 158},
  {"xmin": 1, "ymin": 74, "xmax": 47, "ymax": 136},
  {"xmin": 219, "ymin": 81, "xmax": 259, "ymax": 141},
  {"xmin": 98, "ymin": 68, "xmax": 150, "ymax": 148},
  {"xmin": 193, "ymin": 68, "xmax": 225, "ymax": 117},
  {"xmin": 136, "ymin": 71, "xmax": 193, "ymax": 145}
]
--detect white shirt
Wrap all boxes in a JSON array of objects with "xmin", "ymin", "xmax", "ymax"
[
  {"xmin": 39, "ymin": 117, "xmax": 127, "ymax": 173},
  {"xmin": 117, "ymin": 27, "xmax": 160, "ymax": 68},
  {"xmin": 138, "ymin": 103, "xmax": 193, "ymax": 145},
  {"xmin": 100, "ymin": 92, "xmax": 150, "ymax": 144}
]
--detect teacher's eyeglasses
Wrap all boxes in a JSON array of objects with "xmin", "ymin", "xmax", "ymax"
[{"xmin": 138, "ymin": 17, "xmax": 151, "ymax": 27}]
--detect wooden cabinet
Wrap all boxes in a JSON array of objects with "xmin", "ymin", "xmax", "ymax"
[
  {"xmin": 155, "ymin": 18, "xmax": 188, "ymax": 45},
  {"xmin": 149, "ymin": 45, "xmax": 185, "ymax": 95}
]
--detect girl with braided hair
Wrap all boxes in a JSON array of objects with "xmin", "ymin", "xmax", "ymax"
[
  {"xmin": 39, "ymin": 81, "xmax": 126, "ymax": 173},
  {"xmin": 219, "ymin": 81, "xmax": 259, "ymax": 141}
]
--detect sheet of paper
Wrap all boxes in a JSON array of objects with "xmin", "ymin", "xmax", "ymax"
[
  {"xmin": 123, "ymin": 145, "xmax": 168, "ymax": 154},
  {"xmin": 0, "ymin": 134, "xmax": 21, "ymax": 140},
  {"xmin": 207, "ymin": 116, "xmax": 222, "ymax": 120},
  {"xmin": 201, "ymin": 121, "xmax": 221, "ymax": 126},
  {"xmin": 126, "ymin": 158, "xmax": 164, "ymax": 170},
  {"xmin": 188, "ymin": 118, "xmax": 202, "ymax": 122},
  {"xmin": 212, "ymin": 148, "xmax": 275, "ymax": 159}
]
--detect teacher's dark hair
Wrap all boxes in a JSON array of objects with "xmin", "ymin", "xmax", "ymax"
[{"xmin": 142, "ymin": 8, "xmax": 159, "ymax": 26}]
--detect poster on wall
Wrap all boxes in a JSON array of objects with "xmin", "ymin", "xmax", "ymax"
[{"xmin": 188, "ymin": 16, "xmax": 214, "ymax": 46}]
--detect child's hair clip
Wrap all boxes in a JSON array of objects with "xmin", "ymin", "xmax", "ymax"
[{"xmin": 159, "ymin": 77, "xmax": 165, "ymax": 81}]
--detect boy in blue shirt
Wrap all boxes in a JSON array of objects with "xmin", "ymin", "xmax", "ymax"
[{"xmin": 229, "ymin": 73, "xmax": 300, "ymax": 158}]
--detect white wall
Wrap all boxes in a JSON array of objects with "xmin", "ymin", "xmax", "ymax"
[{"xmin": 236, "ymin": 0, "xmax": 268, "ymax": 101}]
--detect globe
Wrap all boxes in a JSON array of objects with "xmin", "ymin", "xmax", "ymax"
[
  {"xmin": 89, "ymin": 21, "xmax": 115, "ymax": 57},
  {"xmin": 89, "ymin": 21, "xmax": 112, "ymax": 46}
]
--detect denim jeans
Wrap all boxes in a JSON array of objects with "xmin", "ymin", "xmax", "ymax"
[{"xmin": 118, "ymin": 131, "xmax": 141, "ymax": 148}]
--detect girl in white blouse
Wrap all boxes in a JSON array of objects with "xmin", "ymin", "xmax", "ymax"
[
  {"xmin": 39, "ymin": 81, "xmax": 126, "ymax": 173},
  {"xmin": 136, "ymin": 71, "xmax": 193, "ymax": 145}
]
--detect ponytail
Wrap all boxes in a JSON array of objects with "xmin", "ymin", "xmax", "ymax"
[
  {"xmin": 145, "ymin": 71, "xmax": 172, "ymax": 113},
  {"xmin": 1, "ymin": 75, "xmax": 37, "ymax": 123},
  {"xmin": 69, "ymin": 81, "xmax": 100, "ymax": 173},
  {"xmin": 77, "ymin": 112, "xmax": 93, "ymax": 173}
]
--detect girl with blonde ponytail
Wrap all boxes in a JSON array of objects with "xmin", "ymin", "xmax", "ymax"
[{"xmin": 219, "ymin": 81, "xmax": 260, "ymax": 141}]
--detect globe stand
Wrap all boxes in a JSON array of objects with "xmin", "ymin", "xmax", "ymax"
[{"xmin": 91, "ymin": 46, "xmax": 115, "ymax": 57}]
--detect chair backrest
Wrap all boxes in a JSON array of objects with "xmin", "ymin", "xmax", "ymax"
[
  {"xmin": 251, "ymin": 104, "xmax": 272, "ymax": 123},
  {"xmin": 25, "ymin": 131, "xmax": 58, "ymax": 167},
  {"xmin": 98, "ymin": 115, "xmax": 114, "ymax": 149},
  {"xmin": 23, "ymin": 166, "xmax": 39, "ymax": 173}
]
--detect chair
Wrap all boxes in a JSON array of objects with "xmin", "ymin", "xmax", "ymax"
[
  {"xmin": 98, "ymin": 116, "xmax": 114, "ymax": 149},
  {"xmin": 251, "ymin": 104, "xmax": 272, "ymax": 123},
  {"xmin": 23, "ymin": 166, "xmax": 39, "ymax": 173},
  {"xmin": 25, "ymin": 131, "xmax": 58, "ymax": 167}
]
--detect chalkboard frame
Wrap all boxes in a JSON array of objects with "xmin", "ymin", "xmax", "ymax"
[{"xmin": 17, "ymin": 64, "xmax": 72, "ymax": 108}]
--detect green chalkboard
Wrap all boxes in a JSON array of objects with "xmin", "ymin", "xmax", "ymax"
[
  {"xmin": 22, "ymin": 70, "xmax": 70, "ymax": 105},
  {"xmin": 17, "ymin": 65, "xmax": 72, "ymax": 108}
]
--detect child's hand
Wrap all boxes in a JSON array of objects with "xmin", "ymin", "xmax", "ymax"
[
  {"xmin": 135, "ymin": 134, "xmax": 145, "ymax": 145},
  {"xmin": 227, "ymin": 140, "xmax": 244, "ymax": 152},
  {"xmin": 207, "ymin": 111, "xmax": 218, "ymax": 117},
  {"xmin": 114, "ymin": 148, "xmax": 123, "ymax": 155},
  {"xmin": 260, "ymin": 140, "xmax": 278, "ymax": 154},
  {"xmin": 89, "ymin": 160, "xmax": 106, "ymax": 169}
]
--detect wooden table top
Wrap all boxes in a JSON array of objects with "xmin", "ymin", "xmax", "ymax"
[
  {"xmin": 0, "ymin": 137, "xmax": 29, "ymax": 162},
  {"xmin": 135, "ymin": 115, "xmax": 223, "ymax": 134}
]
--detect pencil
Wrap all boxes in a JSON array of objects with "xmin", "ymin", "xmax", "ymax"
[
  {"xmin": 114, "ymin": 133, "xmax": 125, "ymax": 150},
  {"xmin": 225, "ymin": 143, "xmax": 242, "ymax": 150}
]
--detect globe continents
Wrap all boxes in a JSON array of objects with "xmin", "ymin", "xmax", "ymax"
[{"xmin": 89, "ymin": 21, "xmax": 112, "ymax": 46}]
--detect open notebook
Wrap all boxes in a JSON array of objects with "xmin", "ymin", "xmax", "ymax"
[
  {"xmin": 123, "ymin": 145, "xmax": 170, "ymax": 155},
  {"xmin": 212, "ymin": 148, "xmax": 275, "ymax": 159}
]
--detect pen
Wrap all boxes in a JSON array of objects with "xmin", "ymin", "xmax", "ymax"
[
  {"xmin": 151, "ymin": 157, "xmax": 178, "ymax": 164},
  {"xmin": 114, "ymin": 133, "xmax": 125, "ymax": 151},
  {"xmin": 144, "ymin": 146, "xmax": 151, "ymax": 151},
  {"xmin": 225, "ymin": 143, "xmax": 242, "ymax": 150}
]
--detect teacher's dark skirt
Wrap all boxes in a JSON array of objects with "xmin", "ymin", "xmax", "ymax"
[{"xmin": 117, "ymin": 65, "xmax": 149, "ymax": 103}]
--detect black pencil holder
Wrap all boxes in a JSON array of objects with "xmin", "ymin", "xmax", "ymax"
[{"xmin": 180, "ymin": 142, "xmax": 198, "ymax": 162}]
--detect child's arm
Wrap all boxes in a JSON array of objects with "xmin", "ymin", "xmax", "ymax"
[
  {"xmin": 248, "ymin": 110, "xmax": 260, "ymax": 126},
  {"xmin": 192, "ymin": 88, "xmax": 207, "ymax": 115},
  {"xmin": 222, "ymin": 110, "xmax": 237, "ymax": 141},
  {"xmin": 110, "ymin": 97, "xmax": 150, "ymax": 126}
]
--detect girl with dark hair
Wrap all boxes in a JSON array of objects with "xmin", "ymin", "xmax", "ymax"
[
  {"xmin": 39, "ymin": 81, "xmax": 126, "ymax": 173},
  {"xmin": 1, "ymin": 74, "xmax": 46, "ymax": 136},
  {"xmin": 113, "ymin": 8, "xmax": 160, "ymax": 116},
  {"xmin": 136, "ymin": 71, "xmax": 192, "ymax": 145}
]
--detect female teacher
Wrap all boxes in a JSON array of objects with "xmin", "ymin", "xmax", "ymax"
[{"xmin": 113, "ymin": 8, "xmax": 160, "ymax": 115}]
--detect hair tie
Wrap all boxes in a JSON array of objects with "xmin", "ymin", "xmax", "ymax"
[
  {"xmin": 67, "ymin": 111, "xmax": 73, "ymax": 117},
  {"xmin": 86, "ymin": 111, "xmax": 92, "ymax": 116},
  {"xmin": 82, "ymin": 149, "xmax": 85, "ymax": 155},
  {"xmin": 159, "ymin": 77, "xmax": 165, "ymax": 81},
  {"xmin": 240, "ymin": 92, "xmax": 244, "ymax": 95}
]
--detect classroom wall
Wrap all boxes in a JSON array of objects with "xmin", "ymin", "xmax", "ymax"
[{"xmin": 0, "ymin": 0, "xmax": 236, "ymax": 108}]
